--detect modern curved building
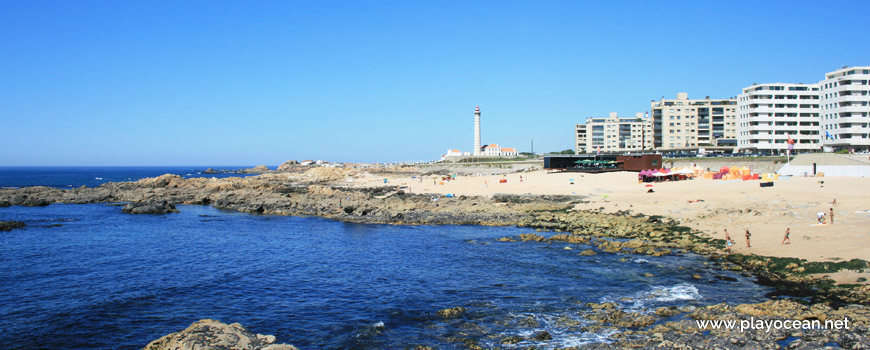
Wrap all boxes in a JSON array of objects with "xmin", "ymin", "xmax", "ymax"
[
  {"xmin": 737, "ymin": 66, "xmax": 870, "ymax": 154},
  {"xmin": 819, "ymin": 66, "xmax": 870, "ymax": 150}
]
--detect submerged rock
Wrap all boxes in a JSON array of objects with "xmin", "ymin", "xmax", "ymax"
[
  {"xmin": 122, "ymin": 201, "xmax": 179, "ymax": 214},
  {"xmin": 532, "ymin": 330, "xmax": 552, "ymax": 341},
  {"xmin": 437, "ymin": 306, "xmax": 467, "ymax": 318},
  {"xmin": 579, "ymin": 249, "xmax": 597, "ymax": 256},
  {"xmin": 0, "ymin": 221, "xmax": 26, "ymax": 231},
  {"xmin": 143, "ymin": 319, "xmax": 297, "ymax": 350}
]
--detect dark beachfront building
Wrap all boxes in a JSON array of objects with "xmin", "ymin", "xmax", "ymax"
[{"xmin": 543, "ymin": 154, "xmax": 662, "ymax": 172}]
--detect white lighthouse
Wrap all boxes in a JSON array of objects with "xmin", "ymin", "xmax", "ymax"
[{"xmin": 473, "ymin": 106, "xmax": 481, "ymax": 156}]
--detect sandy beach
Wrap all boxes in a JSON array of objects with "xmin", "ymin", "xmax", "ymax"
[{"xmin": 358, "ymin": 170, "xmax": 870, "ymax": 267}]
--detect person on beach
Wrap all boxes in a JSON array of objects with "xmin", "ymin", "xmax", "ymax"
[
  {"xmin": 745, "ymin": 229, "xmax": 751, "ymax": 248},
  {"xmin": 725, "ymin": 230, "xmax": 733, "ymax": 254},
  {"xmin": 817, "ymin": 211, "xmax": 826, "ymax": 224},
  {"xmin": 830, "ymin": 208, "xmax": 834, "ymax": 224},
  {"xmin": 782, "ymin": 228, "xmax": 791, "ymax": 245}
]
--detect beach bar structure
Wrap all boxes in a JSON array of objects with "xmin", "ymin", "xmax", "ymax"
[{"xmin": 544, "ymin": 154, "xmax": 662, "ymax": 172}]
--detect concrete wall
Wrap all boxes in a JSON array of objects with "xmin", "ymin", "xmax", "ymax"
[{"xmin": 777, "ymin": 164, "xmax": 870, "ymax": 177}]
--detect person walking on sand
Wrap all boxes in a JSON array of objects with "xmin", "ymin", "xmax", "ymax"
[
  {"xmin": 745, "ymin": 229, "xmax": 751, "ymax": 248},
  {"xmin": 782, "ymin": 228, "xmax": 791, "ymax": 245},
  {"xmin": 829, "ymin": 208, "xmax": 834, "ymax": 224},
  {"xmin": 724, "ymin": 230, "xmax": 733, "ymax": 254}
]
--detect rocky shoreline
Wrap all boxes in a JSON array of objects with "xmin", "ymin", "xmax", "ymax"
[
  {"xmin": 518, "ymin": 210, "xmax": 870, "ymax": 307},
  {"xmin": 2, "ymin": 171, "xmax": 869, "ymax": 348},
  {"xmin": 0, "ymin": 172, "xmax": 574, "ymax": 226}
]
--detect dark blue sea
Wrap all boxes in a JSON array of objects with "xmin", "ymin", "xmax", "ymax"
[
  {"xmin": 0, "ymin": 169, "xmax": 774, "ymax": 349},
  {"xmin": 0, "ymin": 166, "xmax": 257, "ymax": 188}
]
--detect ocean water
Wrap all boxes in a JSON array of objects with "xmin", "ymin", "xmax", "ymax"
[
  {"xmin": 0, "ymin": 202, "xmax": 774, "ymax": 349},
  {"xmin": 0, "ymin": 166, "xmax": 256, "ymax": 188}
]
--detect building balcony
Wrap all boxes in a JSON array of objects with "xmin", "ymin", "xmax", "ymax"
[
  {"xmin": 837, "ymin": 95, "xmax": 870, "ymax": 104},
  {"xmin": 835, "ymin": 106, "xmax": 870, "ymax": 113},
  {"xmin": 833, "ymin": 126, "xmax": 870, "ymax": 134},
  {"xmin": 830, "ymin": 116, "xmax": 869, "ymax": 124}
]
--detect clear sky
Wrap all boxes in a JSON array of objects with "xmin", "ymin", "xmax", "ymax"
[{"xmin": 2, "ymin": 1, "xmax": 869, "ymax": 166}]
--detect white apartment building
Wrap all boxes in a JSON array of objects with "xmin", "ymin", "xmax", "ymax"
[
  {"xmin": 650, "ymin": 93, "xmax": 738, "ymax": 150},
  {"xmin": 819, "ymin": 66, "xmax": 870, "ymax": 150},
  {"xmin": 737, "ymin": 83, "xmax": 821, "ymax": 154},
  {"xmin": 575, "ymin": 112, "xmax": 652, "ymax": 154}
]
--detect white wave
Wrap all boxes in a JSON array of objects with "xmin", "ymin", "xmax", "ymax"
[
  {"xmin": 496, "ymin": 313, "xmax": 618, "ymax": 350},
  {"xmin": 372, "ymin": 321, "xmax": 384, "ymax": 328},
  {"xmin": 642, "ymin": 283, "xmax": 701, "ymax": 303},
  {"xmin": 95, "ymin": 177, "xmax": 103, "ymax": 180},
  {"xmin": 599, "ymin": 283, "xmax": 702, "ymax": 311},
  {"xmin": 633, "ymin": 258, "xmax": 649, "ymax": 263},
  {"xmin": 552, "ymin": 329, "xmax": 618, "ymax": 348}
]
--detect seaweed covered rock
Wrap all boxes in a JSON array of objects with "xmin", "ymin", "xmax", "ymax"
[
  {"xmin": 143, "ymin": 319, "xmax": 297, "ymax": 350},
  {"xmin": 437, "ymin": 306, "xmax": 467, "ymax": 318},
  {"xmin": 122, "ymin": 201, "xmax": 179, "ymax": 214}
]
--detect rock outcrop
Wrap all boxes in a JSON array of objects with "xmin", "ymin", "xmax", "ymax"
[
  {"xmin": 122, "ymin": 201, "xmax": 179, "ymax": 214},
  {"xmin": 277, "ymin": 160, "xmax": 299, "ymax": 171},
  {"xmin": 0, "ymin": 174, "xmax": 574, "ymax": 226},
  {"xmin": 246, "ymin": 165, "xmax": 270, "ymax": 173},
  {"xmin": 0, "ymin": 221, "xmax": 26, "ymax": 231},
  {"xmin": 143, "ymin": 319, "xmax": 297, "ymax": 350}
]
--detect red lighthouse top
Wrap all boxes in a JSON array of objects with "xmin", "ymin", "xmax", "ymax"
[{"xmin": 475, "ymin": 106, "xmax": 479, "ymax": 112}]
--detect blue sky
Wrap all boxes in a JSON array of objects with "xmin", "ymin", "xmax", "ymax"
[{"xmin": 1, "ymin": 1, "xmax": 868, "ymax": 166}]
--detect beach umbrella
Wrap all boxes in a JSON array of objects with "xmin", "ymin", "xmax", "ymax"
[
  {"xmin": 719, "ymin": 166, "xmax": 729, "ymax": 173},
  {"xmin": 645, "ymin": 184, "xmax": 653, "ymax": 187}
]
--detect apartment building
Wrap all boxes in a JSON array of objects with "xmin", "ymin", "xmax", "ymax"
[
  {"xmin": 650, "ymin": 93, "xmax": 737, "ymax": 150},
  {"xmin": 575, "ymin": 124, "xmax": 588, "ymax": 154},
  {"xmin": 819, "ymin": 66, "xmax": 870, "ymax": 150},
  {"xmin": 736, "ymin": 83, "xmax": 821, "ymax": 154},
  {"xmin": 575, "ymin": 112, "xmax": 652, "ymax": 154}
]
